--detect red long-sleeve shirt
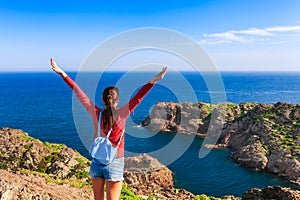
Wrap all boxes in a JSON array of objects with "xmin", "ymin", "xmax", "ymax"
[{"xmin": 63, "ymin": 76, "xmax": 154, "ymax": 158}]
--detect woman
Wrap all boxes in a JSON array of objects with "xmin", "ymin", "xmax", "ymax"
[{"xmin": 50, "ymin": 58, "xmax": 167, "ymax": 200}]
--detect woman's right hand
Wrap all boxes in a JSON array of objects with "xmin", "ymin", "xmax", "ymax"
[
  {"xmin": 50, "ymin": 58, "xmax": 67, "ymax": 77},
  {"xmin": 149, "ymin": 66, "xmax": 167, "ymax": 84}
]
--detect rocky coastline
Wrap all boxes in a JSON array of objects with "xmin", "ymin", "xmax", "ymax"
[
  {"xmin": 0, "ymin": 128, "xmax": 213, "ymax": 199},
  {"xmin": 1, "ymin": 127, "xmax": 300, "ymax": 199},
  {"xmin": 141, "ymin": 101, "xmax": 300, "ymax": 187}
]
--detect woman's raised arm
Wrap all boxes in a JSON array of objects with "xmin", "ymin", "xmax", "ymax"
[
  {"xmin": 148, "ymin": 66, "xmax": 167, "ymax": 84},
  {"xmin": 51, "ymin": 58, "xmax": 68, "ymax": 78},
  {"xmin": 50, "ymin": 58, "xmax": 99, "ymax": 116},
  {"xmin": 119, "ymin": 66, "xmax": 168, "ymax": 117}
]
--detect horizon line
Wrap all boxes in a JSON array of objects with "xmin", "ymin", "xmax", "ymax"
[{"xmin": 1, "ymin": 70, "xmax": 300, "ymax": 73}]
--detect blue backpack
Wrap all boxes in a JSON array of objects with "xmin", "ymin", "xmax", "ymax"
[{"xmin": 89, "ymin": 116, "xmax": 124, "ymax": 165}]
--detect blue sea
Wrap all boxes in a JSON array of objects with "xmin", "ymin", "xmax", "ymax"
[{"xmin": 0, "ymin": 71, "xmax": 300, "ymax": 197}]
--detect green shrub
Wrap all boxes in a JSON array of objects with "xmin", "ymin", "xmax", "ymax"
[
  {"xmin": 24, "ymin": 143, "xmax": 33, "ymax": 150},
  {"xmin": 45, "ymin": 153, "xmax": 59, "ymax": 163},
  {"xmin": 120, "ymin": 184, "xmax": 144, "ymax": 200},
  {"xmin": 193, "ymin": 194, "xmax": 221, "ymax": 200},
  {"xmin": 75, "ymin": 157, "xmax": 85, "ymax": 164},
  {"xmin": 21, "ymin": 135, "xmax": 35, "ymax": 141},
  {"xmin": 44, "ymin": 142, "xmax": 65, "ymax": 152},
  {"xmin": 287, "ymin": 141, "xmax": 295, "ymax": 146}
]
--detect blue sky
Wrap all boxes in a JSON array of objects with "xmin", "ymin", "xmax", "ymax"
[{"xmin": 1, "ymin": 0, "xmax": 300, "ymax": 71}]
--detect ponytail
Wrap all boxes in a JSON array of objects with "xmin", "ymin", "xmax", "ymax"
[{"xmin": 102, "ymin": 87, "xmax": 119, "ymax": 129}]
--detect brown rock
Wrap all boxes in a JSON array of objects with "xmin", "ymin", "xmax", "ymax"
[
  {"xmin": 0, "ymin": 169, "xmax": 93, "ymax": 200},
  {"xmin": 0, "ymin": 128, "xmax": 91, "ymax": 182},
  {"xmin": 232, "ymin": 138, "xmax": 268, "ymax": 170},
  {"xmin": 124, "ymin": 154, "xmax": 195, "ymax": 199},
  {"xmin": 267, "ymin": 152, "xmax": 300, "ymax": 183},
  {"xmin": 142, "ymin": 102, "xmax": 300, "ymax": 186},
  {"xmin": 242, "ymin": 186, "xmax": 300, "ymax": 200}
]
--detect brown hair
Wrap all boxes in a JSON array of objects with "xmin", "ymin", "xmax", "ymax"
[{"xmin": 102, "ymin": 86, "xmax": 119, "ymax": 130}]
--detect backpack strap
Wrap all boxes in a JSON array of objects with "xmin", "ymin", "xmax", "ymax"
[
  {"xmin": 116, "ymin": 129, "xmax": 125, "ymax": 147},
  {"xmin": 98, "ymin": 110, "xmax": 125, "ymax": 147},
  {"xmin": 97, "ymin": 112, "xmax": 101, "ymax": 137},
  {"xmin": 98, "ymin": 111, "xmax": 111, "ymax": 137}
]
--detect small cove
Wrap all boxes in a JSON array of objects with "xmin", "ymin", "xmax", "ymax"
[{"xmin": 125, "ymin": 124, "xmax": 300, "ymax": 197}]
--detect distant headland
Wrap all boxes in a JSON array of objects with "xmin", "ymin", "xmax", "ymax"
[{"xmin": 142, "ymin": 101, "xmax": 300, "ymax": 187}]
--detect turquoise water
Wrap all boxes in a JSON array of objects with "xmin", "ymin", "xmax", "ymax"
[{"xmin": 0, "ymin": 71, "xmax": 300, "ymax": 197}]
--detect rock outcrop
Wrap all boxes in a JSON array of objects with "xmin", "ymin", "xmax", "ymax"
[
  {"xmin": 0, "ymin": 169, "xmax": 93, "ymax": 200},
  {"xmin": 242, "ymin": 186, "xmax": 300, "ymax": 200},
  {"xmin": 142, "ymin": 102, "xmax": 300, "ymax": 186},
  {"xmin": 124, "ymin": 154, "xmax": 195, "ymax": 199},
  {"xmin": 0, "ymin": 128, "xmax": 91, "ymax": 185},
  {"xmin": 0, "ymin": 127, "xmax": 94, "ymax": 199},
  {"xmin": 2, "ymin": 127, "xmax": 300, "ymax": 199},
  {"xmin": 0, "ymin": 128, "xmax": 201, "ymax": 199}
]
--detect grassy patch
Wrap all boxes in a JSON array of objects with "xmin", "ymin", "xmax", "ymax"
[
  {"xmin": 75, "ymin": 157, "xmax": 86, "ymax": 165},
  {"xmin": 69, "ymin": 168, "xmax": 90, "ymax": 179},
  {"xmin": 44, "ymin": 142, "xmax": 65, "ymax": 152},
  {"xmin": 120, "ymin": 184, "xmax": 144, "ymax": 200},
  {"xmin": 19, "ymin": 169, "xmax": 92, "ymax": 188},
  {"xmin": 45, "ymin": 152, "xmax": 59, "ymax": 163},
  {"xmin": 200, "ymin": 104, "xmax": 216, "ymax": 114},
  {"xmin": 0, "ymin": 163, "xmax": 7, "ymax": 169},
  {"xmin": 20, "ymin": 135, "xmax": 37, "ymax": 141},
  {"xmin": 193, "ymin": 194, "xmax": 221, "ymax": 200},
  {"xmin": 24, "ymin": 142, "xmax": 33, "ymax": 150}
]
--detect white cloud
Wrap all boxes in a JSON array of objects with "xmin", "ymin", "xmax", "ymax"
[
  {"xmin": 231, "ymin": 28, "xmax": 272, "ymax": 36},
  {"xmin": 200, "ymin": 25, "xmax": 300, "ymax": 44},
  {"xmin": 266, "ymin": 25, "xmax": 300, "ymax": 32},
  {"xmin": 202, "ymin": 32, "xmax": 245, "ymax": 44}
]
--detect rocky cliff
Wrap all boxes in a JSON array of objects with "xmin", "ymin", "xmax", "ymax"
[
  {"xmin": 1, "ymin": 127, "xmax": 300, "ymax": 200},
  {"xmin": 142, "ymin": 102, "xmax": 300, "ymax": 186},
  {"xmin": 242, "ymin": 186, "xmax": 300, "ymax": 200},
  {"xmin": 0, "ymin": 169, "xmax": 93, "ymax": 200},
  {"xmin": 0, "ymin": 128, "xmax": 91, "ymax": 185},
  {"xmin": 0, "ymin": 128, "xmax": 198, "ymax": 199},
  {"xmin": 0, "ymin": 127, "xmax": 93, "ymax": 199},
  {"xmin": 124, "ymin": 154, "xmax": 195, "ymax": 199}
]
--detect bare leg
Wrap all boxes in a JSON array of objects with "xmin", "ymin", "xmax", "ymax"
[
  {"xmin": 106, "ymin": 181, "xmax": 122, "ymax": 200},
  {"xmin": 92, "ymin": 178, "xmax": 105, "ymax": 200}
]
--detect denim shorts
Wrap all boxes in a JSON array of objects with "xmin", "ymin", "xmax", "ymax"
[{"xmin": 89, "ymin": 157, "xmax": 124, "ymax": 182}]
